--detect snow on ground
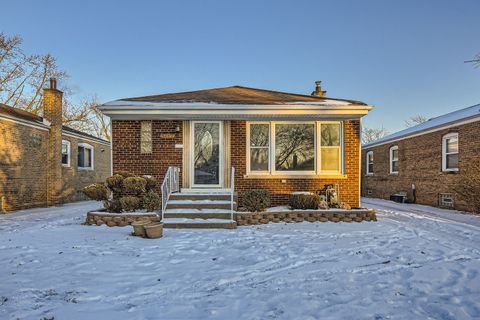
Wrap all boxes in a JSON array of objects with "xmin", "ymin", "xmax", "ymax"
[{"xmin": 0, "ymin": 199, "xmax": 479, "ymax": 320}]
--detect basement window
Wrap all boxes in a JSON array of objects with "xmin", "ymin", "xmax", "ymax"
[
  {"xmin": 61, "ymin": 140, "xmax": 71, "ymax": 167},
  {"xmin": 439, "ymin": 193, "xmax": 454, "ymax": 208},
  {"xmin": 78, "ymin": 143, "xmax": 94, "ymax": 170}
]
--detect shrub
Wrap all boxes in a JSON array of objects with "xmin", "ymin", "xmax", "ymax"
[
  {"xmin": 119, "ymin": 196, "xmax": 142, "ymax": 212},
  {"xmin": 143, "ymin": 175, "xmax": 158, "ymax": 192},
  {"xmin": 242, "ymin": 189, "xmax": 271, "ymax": 212},
  {"xmin": 106, "ymin": 174, "xmax": 125, "ymax": 194},
  {"xmin": 455, "ymin": 157, "xmax": 480, "ymax": 214},
  {"xmin": 114, "ymin": 170, "xmax": 134, "ymax": 178},
  {"xmin": 289, "ymin": 193, "xmax": 320, "ymax": 210},
  {"xmin": 106, "ymin": 199, "xmax": 123, "ymax": 213},
  {"xmin": 144, "ymin": 191, "xmax": 161, "ymax": 212},
  {"xmin": 123, "ymin": 177, "xmax": 147, "ymax": 195},
  {"xmin": 82, "ymin": 183, "xmax": 108, "ymax": 201}
]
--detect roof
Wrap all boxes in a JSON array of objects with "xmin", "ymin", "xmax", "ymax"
[
  {"xmin": 0, "ymin": 103, "xmax": 43, "ymax": 123},
  {"xmin": 100, "ymin": 85, "xmax": 373, "ymax": 121},
  {"xmin": 363, "ymin": 103, "xmax": 480, "ymax": 148},
  {"xmin": 0, "ymin": 103, "xmax": 110, "ymax": 144},
  {"xmin": 111, "ymin": 85, "xmax": 367, "ymax": 106}
]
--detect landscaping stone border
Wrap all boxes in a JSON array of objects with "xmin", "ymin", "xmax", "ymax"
[
  {"xmin": 85, "ymin": 211, "xmax": 160, "ymax": 227},
  {"xmin": 236, "ymin": 209, "xmax": 376, "ymax": 226}
]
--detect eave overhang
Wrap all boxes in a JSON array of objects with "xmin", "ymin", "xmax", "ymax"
[{"xmin": 99, "ymin": 102, "xmax": 374, "ymax": 121}]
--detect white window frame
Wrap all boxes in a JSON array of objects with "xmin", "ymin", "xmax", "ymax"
[
  {"xmin": 78, "ymin": 143, "xmax": 94, "ymax": 171},
  {"xmin": 246, "ymin": 122, "xmax": 271, "ymax": 174},
  {"xmin": 366, "ymin": 151, "xmax": 373, "ymax": 175},
  {"xmin": 442, "ymin": 133, "xmax": 459, "ymax": 172},
  {"xmin": 246, "ymin": 121, "xmax": 343, "ymax": 176},
  {"xmin": 61, "ymin": 140, "xmax": 71, "ymax": 167},
  {"xmin": 389, "ymin": 145, "xmax": 399, "ymax": 174}
]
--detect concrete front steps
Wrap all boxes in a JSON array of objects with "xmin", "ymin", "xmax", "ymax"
[
  {"xmin": 163, "ymin": 191, "xmax": 237, "ymax": 229},
  {"xmin": 162, "ymin": 218, "xmax": 237, "ymax": 229}
]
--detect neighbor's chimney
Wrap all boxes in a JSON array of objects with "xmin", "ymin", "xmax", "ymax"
[
  {"xmin": 311, "ymin": 80, "xmax": 327, "ymax": 97},
  {"xmin": 43, "ymin": 78, "xmax": 63, "ymax": 206}
]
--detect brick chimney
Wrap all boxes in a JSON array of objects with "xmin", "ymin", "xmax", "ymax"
[
  {"xmin": 311, "ymin": 80, "xmax": 327, "ymax": 97},
  {"xmin": 43, "ymin": 78, "xmax": 63, "ymax": 205}
]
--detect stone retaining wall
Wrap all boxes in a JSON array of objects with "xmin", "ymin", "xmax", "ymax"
[
  {"xmin": 236, "ymin": 209, "xmax": 376, "ymax": 226},
  {"xmin": 85, "ymin": 211, "xmax": 160, "ymax": 227}
]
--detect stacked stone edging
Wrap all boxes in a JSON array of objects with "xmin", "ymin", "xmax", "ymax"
[
  {"xmin": 236, "ymin": 209, "xmax": 376, "ymax": 226},
  {"xmin": 85, "ymin": 211, "xmax": 160, "ymax": 227}
]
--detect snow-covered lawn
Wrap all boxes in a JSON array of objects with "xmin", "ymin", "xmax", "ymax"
[{"xmin": 1, "ymin": 199, "xmax": 479, "ymax": 320}]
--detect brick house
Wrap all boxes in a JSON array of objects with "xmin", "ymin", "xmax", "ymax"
[
  {"xmin": 0, "ymin": 79, "xmax": 111, "ymax": 212},
  {"xmin": 100, "ymin": 82, "xmax": 372, "ymax": 213},
  {"xmin": 361, "ymin": 104, "xmax": 480, "ymax": 212}
]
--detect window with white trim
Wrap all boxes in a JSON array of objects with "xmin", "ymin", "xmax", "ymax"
[
  {"xmin": 61, "ymin": 140, "xmax": 71, "ymax": 167},
  {"xmin": 78, "ymin": 143, "xmax": 94, "ymax": 170},
  {"xmin": 246, "ymin": 121, "xmax": 343, "ymax": 175},
  {"xmin": 389, "ymin": 146, "xmax": 399, "ymax": 174},
  {"xmin": 366, "ymin": 151, "xmax": 373, "ymax": 175},
  {"xmin": 249, "ymin": 123, "xmax": 270, "ymax": 172},
  {"xmin": 442, "ymin": 133, "xmax": 458, "ymax": 171}
]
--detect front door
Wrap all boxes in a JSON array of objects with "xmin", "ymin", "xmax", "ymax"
[{"xmin": 191, "ymin": 121, "xmax": 223, "ymax": 188}]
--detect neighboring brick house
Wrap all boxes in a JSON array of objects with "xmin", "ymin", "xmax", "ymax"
[
  {"xmin": 361, "ymin": 104, "xmax": 480, "ymax": 212},
  {"xmin": 0, "ymin": 79, "xmax": 111, "ymax": 212},
  {"xmin": 100, "ymin": 82, "xmax": 372, "ymax": 209}
]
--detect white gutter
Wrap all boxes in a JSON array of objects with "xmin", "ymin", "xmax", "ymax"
[{"xmin": 99, "ymin": 101, "xmax": 373, "ymax": 120}]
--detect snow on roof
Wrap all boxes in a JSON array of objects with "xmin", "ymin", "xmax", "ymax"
[{"xmin": 363, "ymin": 103, "xmax": 480, "ymax": 148}]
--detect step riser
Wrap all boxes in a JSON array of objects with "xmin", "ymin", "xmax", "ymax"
[
  {"xmin": 169, "ymin": 194, "xmax": 235, "ymax": 201},
  {"xmin": 167, "ymin": 203, "xmax": 237, "ymax": 210},
  {"xmin": 164, "ymin": 222, "xmax": 237, "ymax": 229},
  {"xmin": 164, "ymin": 213, "xmax": 235, "ymax": 219}
]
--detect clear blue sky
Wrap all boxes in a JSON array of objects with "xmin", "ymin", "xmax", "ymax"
[{"xmin": 2, "ymin": 0, "xmax": 479, "ymax": 132}]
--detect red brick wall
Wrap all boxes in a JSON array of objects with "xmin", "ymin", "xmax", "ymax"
[
  {"xmin": 361, "ymin": 120, "xmax": 480, "ymax": 212},
  {"xmin": 231, "ymin": 120, "xmax": 361, "ymax": 208},
  {"xmin": 112, "ymin": 120, "xmax": 183, "ymax": 194},
  {"xmin": 113, "ymin": 119, "xmax": 362, "ymax": 208}
]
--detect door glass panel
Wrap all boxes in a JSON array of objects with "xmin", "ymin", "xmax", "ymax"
[{"xmin": 194, "ymin": 123, "xmax": 220, "ymax": 185}]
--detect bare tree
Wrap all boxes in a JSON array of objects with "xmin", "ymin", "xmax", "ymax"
[
  {"xmin": 362, "ymin": 126, "xmax": 389, "ymax": 145},
  {"xmin": 405, "ymin": 115, "xmax": 428, "ymax": 128},
  {"xmin": 455, "ymin": 157, "xmax": 480, "ymax": 214},
  {"xmin": 0, "ymin": 32, "xmax": 110, "ymax": 140}
]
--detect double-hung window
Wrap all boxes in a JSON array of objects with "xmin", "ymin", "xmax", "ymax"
[
  {"xmin": 389, "ymin": 146, "xmax": 399, "ymax": 174},
  {"xmin": 442, "ymin": 133, "xmax": 459, "ymax": 171},
  {"xmin": 61, "ymin": 140, "xmax": 71, "ymax": 167},
  {"xmin": 366, "ymin": 151, "xmax": 373, "ymax": 175},
  {"xmin": 247, "ymin": 121, "xmax": 343, "ymax": 175},
  {"xmin": 78, "ymin": 143, "xmax": 94, "ymax": 170},
  {"xmin": 249, "ymin": 123, "xmax": 270, "ymax": 172}
]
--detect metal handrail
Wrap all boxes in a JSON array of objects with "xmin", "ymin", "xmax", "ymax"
[
  {"xmin": 161, "ymin": 166, "xmax": 180, "ymax": 220},
  {"xmin": 230, "ymin": 167, "xmax": 235, "ymax": 221}
]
